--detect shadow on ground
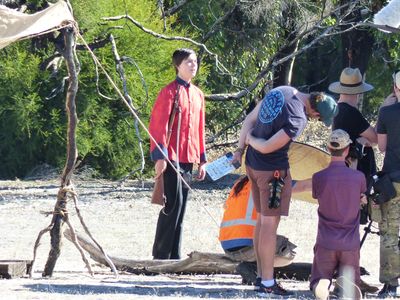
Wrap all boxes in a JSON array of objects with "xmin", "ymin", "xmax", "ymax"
[{"xmin": 24, "ymin": 278, "xmax": 315, "ymax": 299}]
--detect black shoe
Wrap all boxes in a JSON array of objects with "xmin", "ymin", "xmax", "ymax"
[
  {"xmin": 257, "ymin": 281, "xmax": 294, "ymax": 297},
  {"xmin": 378, "ymin": 283, "xmax": 398, "ymax": 298},
  {"xmin": 254, "ymin": 277, "xmax": 262, "ymax": 290}
]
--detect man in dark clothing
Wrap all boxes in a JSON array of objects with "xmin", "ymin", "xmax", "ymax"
[
  {"xmin": 233, "ymin": 86, "xmax": 338, "ymax": 297},
  {"xmin": 311, "ymin": 129, "xmax": 367, "ymax": 300},
  {"xmin": 375, "ymin": 70, "xmax": 400, "ymax": 298},
  {"xmin": 329, "ymin": 67, "xmax": 377, "ymax": 182}
]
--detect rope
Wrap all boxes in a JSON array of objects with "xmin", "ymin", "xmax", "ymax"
[
  {"xmin": 18, "ymin": 22, "xmax": 75, "ymax": 42},
  {"xmin": 72, "ymin": 25, "xmax": 220, "ymax": 229}
]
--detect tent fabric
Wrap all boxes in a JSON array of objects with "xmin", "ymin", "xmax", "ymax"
[
  {"xmin": 0, "ymin": 1, "xmax": 74, "ymax": 49},
  {"xmin": 374, "ymin": 0, "xmax": 400, "ymax": 31}
]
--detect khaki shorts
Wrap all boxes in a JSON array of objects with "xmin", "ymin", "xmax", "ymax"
[{"xmin": 246, "ymin": 166, "xmax": 292, "ymax": 216}]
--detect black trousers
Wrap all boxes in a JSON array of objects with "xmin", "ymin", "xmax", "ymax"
[{"xmin": 152, "ymin": 162, "xmax": 192, "ymax": 259}]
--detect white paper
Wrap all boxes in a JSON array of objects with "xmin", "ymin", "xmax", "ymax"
[{"xmin": 205, "ymin": 152, "xmax": 237, "ymax": 181}]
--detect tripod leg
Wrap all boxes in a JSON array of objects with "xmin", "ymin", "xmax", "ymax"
[{"xmin": 360, "ymin": 220, "xmax": 373, "ymax": 249}]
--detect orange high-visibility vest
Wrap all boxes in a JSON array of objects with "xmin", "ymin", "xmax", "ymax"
[{"xmin": 219, "ymin": 181, "xmax": 257, "ymax": 250}]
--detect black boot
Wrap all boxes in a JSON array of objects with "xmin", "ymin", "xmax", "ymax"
[{"xmin": 378, "ymin": 283, "xmax": 398, "ymax": 298}]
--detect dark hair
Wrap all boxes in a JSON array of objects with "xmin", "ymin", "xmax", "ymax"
[
  {"xmin": 309, "ymin": 92, "xmax": 325, "ymax": 111},
  {"xmin": 233, "ymin": 175, "xmax": 249, "ymax": 196},
  {"xmin": 329, "ymin": 147, "xmax": 347, "ymax": 157},
  {"xmin": 172, "ymin": 48, "xmax": 196, "ymax": 74}
]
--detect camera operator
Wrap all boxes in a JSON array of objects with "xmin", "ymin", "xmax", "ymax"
[{"xmin": 375, "ymin": 70, "xmax": 400, "ymax": 298}]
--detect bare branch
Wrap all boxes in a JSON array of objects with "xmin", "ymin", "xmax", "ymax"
[
  {"xmin": 102, "ymin": 14, "xmax": 231, "ymax": 75},
  {"xmin": 206, "ymin": 113, "xmax": 244, "ymax": 145},
  {"xmin": 206, "ymin": 72, "xmax": 273, "ymax": 101},
  {"xmin": 164, "ymin": 0, "xmax": 195, "ymax": 17},
  {"xmin": 201, "ymin": 2, "xmax": 239, "ymax": 43},
  {"xmin": 205, "ymin": 2, "xmax": 366, "ymax": 101},
  {"xmin": 70, "ymin": 192, "xmax": 118, "ymax": 277},
  {"xmin": 30, "ymin": 224, "xmax": 52, "ymax": 277},
  {"xmin": 355, "ymin": 22, "xmax": 400, "ymax": 34},
  {"xmin": 109, "ymin": 34, "xmax": 146, "ymax": 180},
  {"xmin": 75, "ymin": 36, "xmax": 110, "ymax": 51},
  {"xmin": 64, "ymin": 218, "xmax": 94, "ymax": 276}
]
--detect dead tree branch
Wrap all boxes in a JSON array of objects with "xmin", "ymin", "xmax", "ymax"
[
  {"xmin": 350, "ymin": 22, "xmax": 400, "ymax": 34},
  {"xmin": 204, "ymin": 3, "xmax": 361, "ymax": 101},
  {"xmin": 108, "ymin": 34, "xmax": 145, "ymax": 183},
  {"xmin": 70, "ymin": 193, "xmax": 118, "ymax": 277},
  {"xmin": 65, "ymin": 217, "xmax": 94, "ymax": 276},
  {"xmin": 32, "ymin": 27, "xmax": 116, "ymax": 279},
  {"xmin": 163, "ymin": 0, "xmax": 194, "ymax": 17},
  {"xmin": 41, "ymin": 27, "xmax": 79, "ymax": 277},
  {"xmin": 30, "ymin": 225, "xmax": 52, "ymax": 277},
  {"xmin": 64, "ymin": 229, "xmax": 312, "ymax": 280},
  {"xmin": 201, "ymin": 2, "xmax": 239, "ymax": 43},
  {"xmin": 102, "ymin": 14, "xmax": 231, "ymax": 76}
]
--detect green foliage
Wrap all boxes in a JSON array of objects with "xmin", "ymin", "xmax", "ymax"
[
  {"xmin": 1, "ymin": 0, "xmax": 400, "ymax": 180},
  {"xmin": 0, "ymin": 43, "xmax": 65, "ymax": 178},
  {"xmin": 363, "ymin": 31, "xmax": 400, "ymax": 117},
  {"xmin": 0, "ymin": 0, "xmax": 207, "ymax": 179}
]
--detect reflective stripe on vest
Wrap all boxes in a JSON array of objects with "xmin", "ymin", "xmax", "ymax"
[
  {"xmin": 219, "ymin": 181, "xmax": 257, "ymax": 249},
  {"xmin": 220, "ymin": 191, "xmax": 256, "ymax": 228}
]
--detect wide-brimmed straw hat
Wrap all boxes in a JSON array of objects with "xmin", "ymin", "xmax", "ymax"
[{"xmin": 328, "ymin": 68, "xmax": 374, "ymax": 95}]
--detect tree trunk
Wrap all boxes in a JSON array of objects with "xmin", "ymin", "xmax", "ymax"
[
  {"xmin": 43, "ymin": 27, "xmax": 79, "ymax": 277},
  {"xmin": 339, "ymin": 1, "xmax": 375, "ymax": 75},
  {"xmin": 272, "ymin": 2, "xmax": 300, "ymax": 87}
]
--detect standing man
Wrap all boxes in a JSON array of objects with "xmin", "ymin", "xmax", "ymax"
[
  {"xmin": 329, "ymin": 67, "xmax": 377, "ymax": 178},
  {"xmin": 310, "ymin": 129, "xmax": 367, "ymax": 300},
  {"xmin": 149, "ymin": 48, "xmax": 207, "ymax": 260},
  {"xmin": 233, "ymin": 87, "xmax": 337, "ymax": 296},
  {"xmin": 375, "ymin": 69, "xmax": 400, "ymax": 298}
]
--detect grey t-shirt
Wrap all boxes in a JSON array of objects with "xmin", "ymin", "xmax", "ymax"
[
  {"xmin": 377, "ymin": 102, "xmax": 400, "ymax": 176},
  {"xmin": 245, "ymin": 86, "xmax": 307, "ymax": 171}
]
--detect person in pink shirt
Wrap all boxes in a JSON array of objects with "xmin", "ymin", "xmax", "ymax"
[{"xmin": 311, "ymin": 129, "xmax": 367, "ymax": 300}]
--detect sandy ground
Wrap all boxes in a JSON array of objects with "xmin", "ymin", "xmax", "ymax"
[{"xmin": 0, "ymin": 175, "xmax": 386, "ymax": 299}]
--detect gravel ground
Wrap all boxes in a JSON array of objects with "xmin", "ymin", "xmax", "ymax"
[{"xmin": 0, "ymin": 172, "xmax": 385, "ymax": 299}]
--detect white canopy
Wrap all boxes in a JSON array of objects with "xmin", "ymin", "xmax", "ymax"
[
  {"xmin": 0, "ymin": 1, "xmax": 74, "ymax": 49},
  {"xmin": 374, "ymin": 0, "xmax": 400, "ymax": 30}
]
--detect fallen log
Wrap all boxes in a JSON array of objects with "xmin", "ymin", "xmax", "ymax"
[
  {"xmin": 64, "ymin": 229, "xmax": 315, "ymax": 280},
  {"xmin": 64, "ymin": 229, "xmax": 237, "ymax": 274}
]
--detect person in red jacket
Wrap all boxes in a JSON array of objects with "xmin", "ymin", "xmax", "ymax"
[{"xmin": 149, "ymin": 48, "xmax": 207, "ymax": 259}]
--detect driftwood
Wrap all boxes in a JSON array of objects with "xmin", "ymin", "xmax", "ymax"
[{"xmin": 64, "ymin": 229, "xmax": 314, "ymax": 280}]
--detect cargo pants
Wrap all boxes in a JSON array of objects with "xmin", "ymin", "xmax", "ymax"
[{"xmin": 378, "ymin": 182, "xmax": 400, "ymax": 286}]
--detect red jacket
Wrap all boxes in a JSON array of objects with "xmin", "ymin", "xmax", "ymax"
[{"xmin": 149, "ymin": 78, "xmax": 206, "ymax": 163}]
